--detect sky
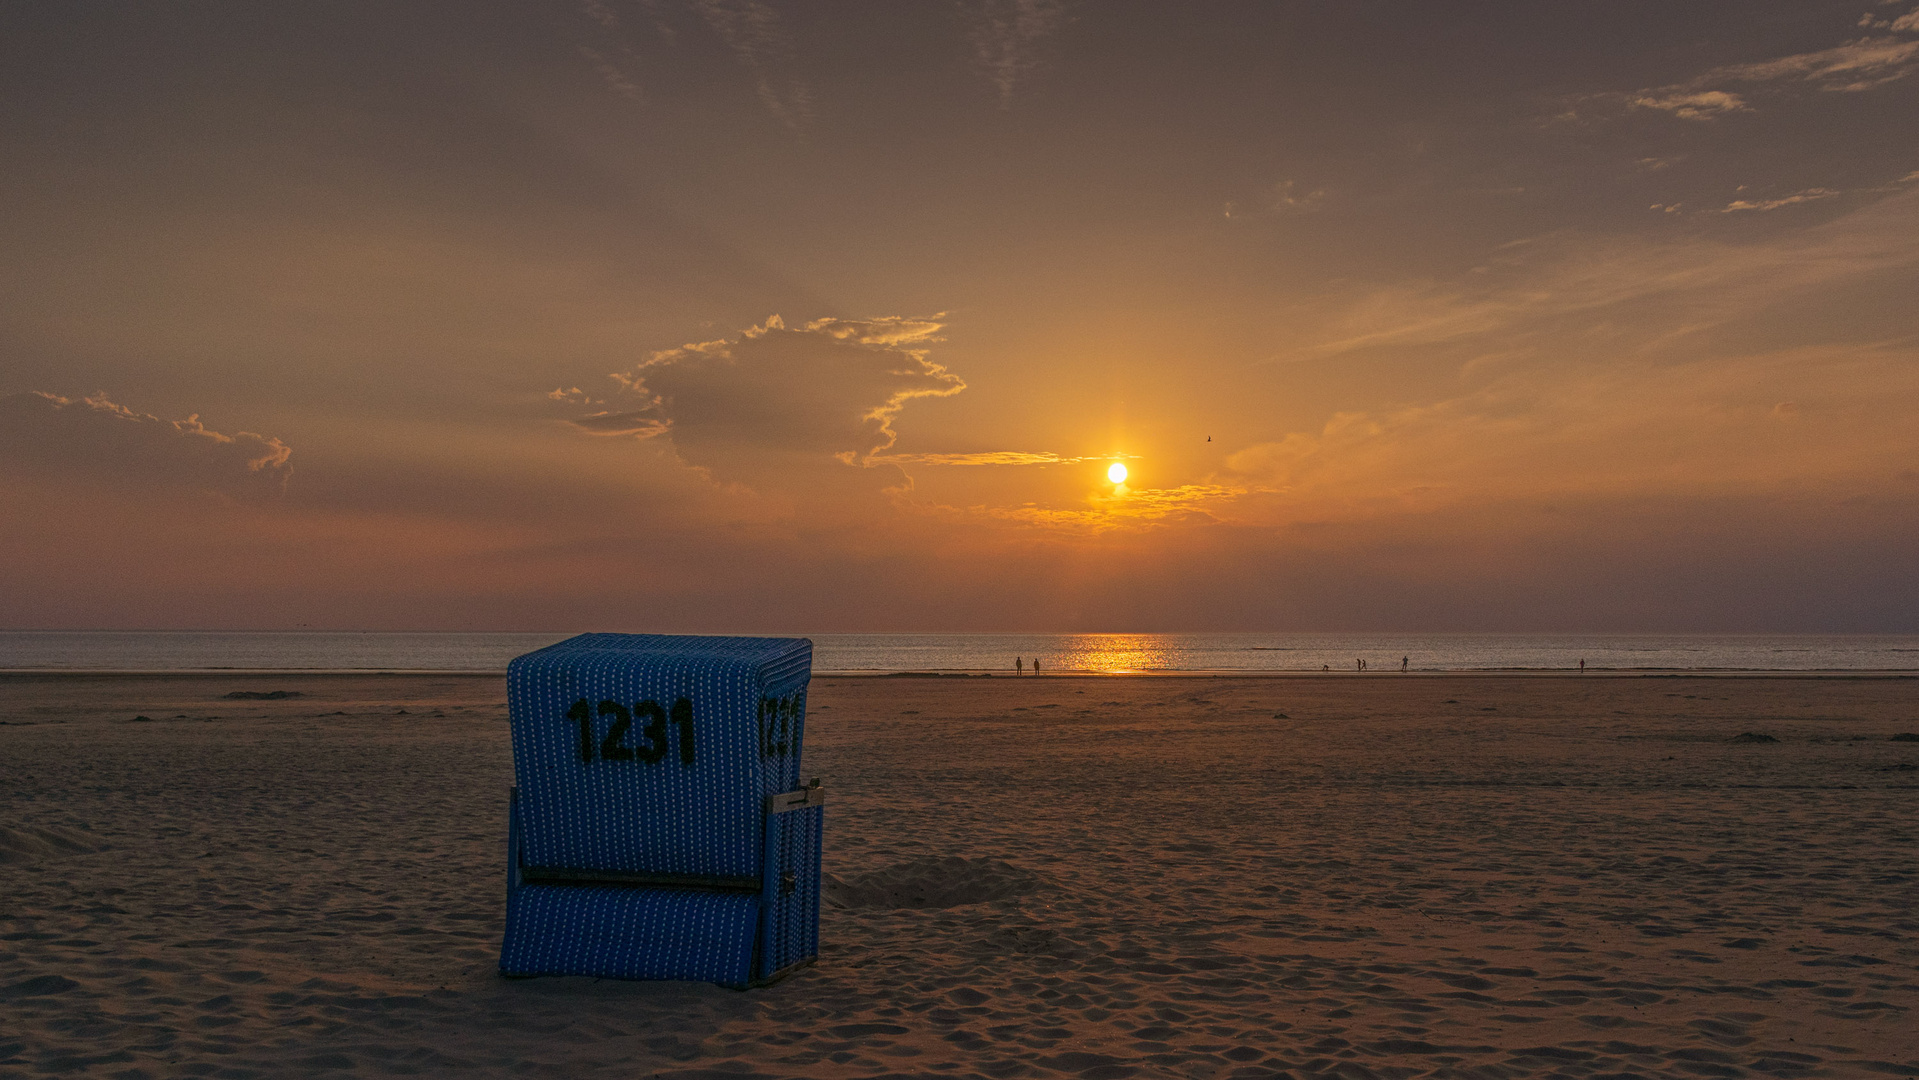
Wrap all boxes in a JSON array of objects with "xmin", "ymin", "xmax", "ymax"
[{"xmin": 3, "ymin": 1, "xmax": 1917, "ymax": 632}]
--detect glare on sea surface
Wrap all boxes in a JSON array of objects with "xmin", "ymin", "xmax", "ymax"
[
  {"xmin": 1059, "ymin": 634, "xmax": 1172, "ymax": 673},
  {"xmin": 1107, "ymin": 462, "xmax": 1128, "ymax": 484}
]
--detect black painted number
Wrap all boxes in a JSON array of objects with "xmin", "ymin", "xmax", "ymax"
[
  {"xmin": 758, "ymin": 691, "xmax": 804, "ymax": 760},
  {"xmin": 672, "ymin": 698, "xmax": 695, "ymax": 765},
  {"xmin": 598, "ymin": 700, "xmax": 635, "ymax": 761},
  {"xmin": 566, "ymin": 699, "xmax": 594, "ymax": 762},
  {"xmin": 564, "ymin": 697, "xmax": 696, "ymax": 766},
  {"xmin": 634, "ymin": 700, "xmax": 669, "ymax": 764}
]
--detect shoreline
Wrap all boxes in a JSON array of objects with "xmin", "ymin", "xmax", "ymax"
[{"xmin": 4, "ymin": 667, "xmax": 1917, "ymax": 679}]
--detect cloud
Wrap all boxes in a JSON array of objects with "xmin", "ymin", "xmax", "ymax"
[
  {"xmin": 1225, "ymin": 180, "xmax": 1332, "ymax": 221},
  {"xmin": 1655, "ymin": 173, "xmax": 1914, "ymax": 216},
  {"xmin": 1225, "ymin": 340, "xmax": 1919, "ymax": 524},
  {"xmin": 1705, "ymin": 37, "xmax": 1919, "ymax": 92},
  {"xmin": 565, "ymin": 314, "xmax": 964, "ymax": 487},
  {"xmin": 1272, "ymin": 180, "xmax": 1328, "ymax": 211},
  {"xmin": 576, "ymin": 1, "xmax": 656, "ymax": 105},
  {"xmin": 691, "ymin": 0, "xmax": 812, "ymax": 127},
  {"xmin": 571, "ymin": 410, "xmax": 669, "ymax": 436},
  {"xmin": 579, "ymin": 45, "xmax": 645, "ymax": 102},
  {"xmin": 976, "ymin": 483, "xmax": 1249, "ymax": 532},
  {"xmin": 581, "ymin": 0, "xmax": 623, "ymax": 30},
  {"xmin": 1230, "ymin": 186, "xmax": 1919, "ymax": 539},
  {"xmin": 1629, "ymin": 89, "xmax": 1748, "ymax": 119},
  {"xmin": 1308, "ymin": 186, "xmax": 1919, "ymax": 358},
  {"xmin": 0, "ymin": 391, "xmax": 291, "ymax": 498},
  {"xmin": 1625, "ymin": 26, "xmax": 1919, "ymax": 120},
  {"xmin": 1721, "ymin": 187, "xmax": 1841, "ymax": 212},
  {"xmin": 957, "ymin": 0, "xmax": 1066, "ymax": 107},
  {"xmin": 877, "ymin": 451, "xmax": 1124, "ymax": 466}
]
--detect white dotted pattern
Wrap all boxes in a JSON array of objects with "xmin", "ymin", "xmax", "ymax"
[
  {"xmin": 507, "ymin": 634, "xmax": 810, "ymax": 878},
  {"xmin": 762, "ymin": 804, "xmax": 823, "ymax": 974},
  {"xmin": 501, "ymin": 883, "xmax": 759, "ymax": 984},
  {"xmin": 500, "ymin": 634, "xmax": 819, "ymax": 986}
]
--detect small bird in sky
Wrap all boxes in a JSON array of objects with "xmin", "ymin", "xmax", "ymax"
[{"xmin": 1206, "ymin": 435, "xmax": 1211, "ymax": 442}]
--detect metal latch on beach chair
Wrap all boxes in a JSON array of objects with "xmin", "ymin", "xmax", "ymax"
[{"xmin": 767, "ymin": 778, "xmax": 826, "ymax": 815}]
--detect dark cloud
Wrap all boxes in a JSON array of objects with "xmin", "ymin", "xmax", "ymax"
[
  {"xmin": 567, "ymin": 315, "xmax": 963, "ymax": 487},
  {"xmin": 0, "ymin": 392, "xmax": 291, "ymax": 498}
]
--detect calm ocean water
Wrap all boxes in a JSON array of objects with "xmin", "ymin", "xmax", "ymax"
[{"xmin": 2, "ymin": 631, "xmax": 1916, "ymax": 673}]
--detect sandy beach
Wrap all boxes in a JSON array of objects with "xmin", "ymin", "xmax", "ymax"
[{"xmin": 2, "ymin": 671, "xmax": 1916, "ymax": 1079}]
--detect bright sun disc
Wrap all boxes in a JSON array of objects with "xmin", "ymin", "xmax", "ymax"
[{"xmin": 1107, "ymin": 462, "xmax": 1128, "ymax": 484}]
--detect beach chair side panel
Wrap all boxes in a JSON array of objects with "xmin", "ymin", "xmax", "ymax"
[{"xmin": 758, "ymin": 795, "xmax": 824, "ymax": 980}]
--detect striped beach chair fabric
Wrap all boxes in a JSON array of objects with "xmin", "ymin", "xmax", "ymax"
[{"xmin": 499, "ymin": 633, "xmax": 822, "ymax": 987}]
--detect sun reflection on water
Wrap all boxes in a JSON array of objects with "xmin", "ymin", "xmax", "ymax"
[{"xmin": 1048, "ymin": 634, "xmax": 1177, "ymax": 673}]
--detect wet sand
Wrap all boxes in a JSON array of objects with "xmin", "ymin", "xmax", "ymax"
[{"xmin": 2, "ymin": 671, "xmax": 1916, "ymax": 1079}]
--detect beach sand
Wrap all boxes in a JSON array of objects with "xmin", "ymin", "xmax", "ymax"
[{"xmin": 2, "ymin": 671, "xmax": 1916, "ymax": 1079}]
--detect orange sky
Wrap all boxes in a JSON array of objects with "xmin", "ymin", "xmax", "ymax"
[{"xmin": 3, "ymin": 2, "xmax": 1917, "ymax": 631}]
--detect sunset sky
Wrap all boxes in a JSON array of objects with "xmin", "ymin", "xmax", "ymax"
[{"xmin": 4, "ymin": 2, "xmax": 1917, "ymax": 631}]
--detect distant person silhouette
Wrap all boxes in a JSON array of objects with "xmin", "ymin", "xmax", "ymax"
[
  {"xmin": 1401, "ymin": 656, "xmax": 1408, "ymax": 673},
  {"xmin": 1322, "ymin": 664, "xmax": 1330, "ymax": 672},
  {"xmin": 1356, "ymin": 658, "xmax": 1363, "ymax": 672},
  {"xmin": 1033, "ymin": 658, "xmax": 1041, "ymax": 674},
  {"xmin": 1579, "ymin": 658, "xmax": 1586, "ymax": 673},
  {"xmin": 1016, "ymin": 656, "xmax": 1023, "ymax": 675}
]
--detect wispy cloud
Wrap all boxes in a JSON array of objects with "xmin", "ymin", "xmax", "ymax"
[
  {"xmin": 0, "ymin": 391, "xmax": 292, "ymax": 498},
  {"xmin": 974, "ymin": 483, "xmax": 1248, "ymax": 532},
  {"xmin": 1271, "ymin": 180, "xmax": 1329, "ymax": 211},
  {"xmin": 576, "ymin": 1, "xmax": 652, "ymax": 104},
  {"xmin": 691, "ymin": 0, "xmax": 813, "ymax": 127},
  {"xmin": 957, "ymin": 0, "xmax": 1066, "ymax": 107},
  {"xmin": 1310, "ymin": 187, "xmax": 1919, "ymax": 357},
  {"xmin": 1225, "ymin": 339, "xmax": 1919, "ymax": 524},
  {"xmin": 1628, "ymin": 89, "xmax": 1748, "ymax": 120},
  {"xmin": 1623, "ymin": 15, "xmax": 1919, "ymax": 120},
  {"xmin": 1721, "ymin": 186, "xmax": 1841, "ymax": 212},
  {"xmin": 581, "ymin": 0, "xmax": 623, "ymax": 30},
  {"xmin": 1226, "ymin": 188, "xmax": 1919, "ymax": 529},
  {"xmin": 579, "ymin": 45, "xmax": 645, "ymax": 102},
  {"xmin": 1652, "ymin": 171, "xmax": 1918, "ymax": 216},
  {"xmin": 878, "ymin": 450, "xmax": 1126, "ymax": 466},
  {"xmin": 1225, "ymin": 180, "xmax": 1332, "ymax": 221},
  {"xmin": 1705, "ymin": 36, "xmax": 1919, "ymax": 93}
]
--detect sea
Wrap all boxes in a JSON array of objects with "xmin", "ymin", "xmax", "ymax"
[{"xmin": 1, "ymin": 631, "xmax": 1916, "ymax": 674}]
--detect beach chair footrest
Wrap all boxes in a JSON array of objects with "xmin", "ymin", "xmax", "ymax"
[{"xmin": 501, "ymin": 884, "xmax": 760, "ymax": 986}]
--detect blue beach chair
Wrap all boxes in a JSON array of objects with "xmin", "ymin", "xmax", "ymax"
[{"xmin": 499, "ymin": 633, "xmax": 823, "ymax": 987}]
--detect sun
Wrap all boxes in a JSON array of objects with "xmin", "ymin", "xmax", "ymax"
[{"xmin": 1107, "ymin": 462, "xmax": 1128, "ymax": 485}]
